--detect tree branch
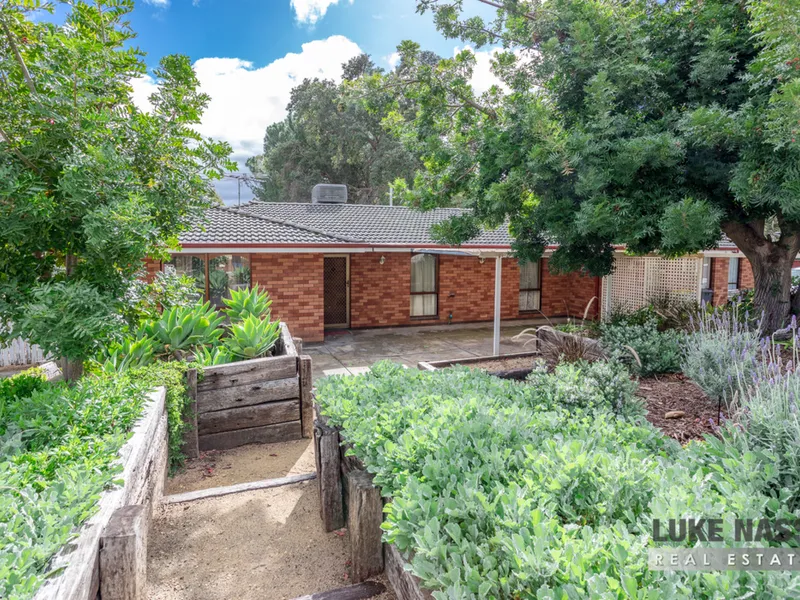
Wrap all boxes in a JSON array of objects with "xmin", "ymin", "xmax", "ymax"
[
  {"xmin": 1, "ymin": 18, "xmax": 35, "ymax": 94},
  {"xmin": 475, "ymin": 0, "xmax": 536, "ymax": 21},
  {"xmin": 0, "ymin": 126, "xmax": 38, "ymax": 172}
]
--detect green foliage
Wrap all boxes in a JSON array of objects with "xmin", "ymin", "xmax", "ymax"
[
  {"xmin": 0, "ymin": 0, "xmax": 235, "ymax": 362},
  {"xmin": 143, "ymin": 302, "xmax": 224, "ymax": 358},
  {"xmin": 1, "ymin": 372, "xmax": 150, "ymax": 600},
  {"xmin": 223, "ymin": 315, "xmax": 281, "ymax": 360},
  {"xmin": 400, "ymin": 0, "xmax": 800, "ymax": 331},
  {"xmin": 317, "ymin": 362, "xmax": 800, "ymax": 599},
  {"xmin": 223, "ymin": 285, "xmax": 272, "ymax": 323},
  {"xmin": 247, "ymin": 54, "xmax": 421, "ymax": 204},
  {"xmin": 15, "ymin": 281, "xmax": 124, "ymax": 361},
  {"xmin": 193, "ymin": 345, "xmax": 234, "ymax": 367},
  {"xmin": 98, "ymin": 334, "xmax": 156, "ymax": 374},
  {"xmin": 682, "ymin": 308, "xmax": 760, "ymax": 402},
  {"xmin": 123, "ymin": 268, "xmax": 201, "ymax": 327},
  {"xmin": 600, "ymin": 320, "xmax": 683, "ymax": 376},
  {"xmin": 128, "ymin": 361, "xmax": 195, "ymax": 471},
  {"xmin": 0, "ymin": 368, "xmax": 47, "ymax": 404},
  {"xmin": 526, "ymin": 359, "xmax": 643, "ymax": 418}
]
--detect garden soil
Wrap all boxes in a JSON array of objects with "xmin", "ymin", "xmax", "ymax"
[
  {"xmin": 147, "ymin": 479, "xmax": 395, "ymax": 600},
  {"xmin": 167, "ymin": 438, "xmax": 316, "ymax": 495},
  {"xmin": 638, "ymin": 373, "xmax": 725, "ymax": 443}
]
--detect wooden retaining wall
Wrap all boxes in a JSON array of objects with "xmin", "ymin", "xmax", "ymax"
[
  {"xmin": 33, "ymin": 387, "xmax": 169, "ymax": 600},
  {"xmin": 186, "ymin": 324, "xmax": 313, "ymax": 453},
  {"xmin": 314, "ymin": 403, "xmax": 433, "ymax": 599}
]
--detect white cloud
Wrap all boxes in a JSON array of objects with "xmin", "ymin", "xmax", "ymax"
[
  {"xmin": 130, "ymin": 36, "xmax": 362, "ymax": 203},
  {"xmin": 454, "ymin": 46, "xmax": 508, "ymax": 95},
  {"xmin": 384, "ymin": 52, "xmax": 400, "ymax": 70},
  {"xmin": 291, "ymin": 0, "xmax": 353, "ymax": 24},
  {"xmin": 143, "ymin": 0, "xmax": 169, "ymax": 7}
]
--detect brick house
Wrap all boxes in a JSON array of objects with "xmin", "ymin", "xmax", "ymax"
[{"xmin": 145, "ymin": 200, "xmax": 760, "ymax": 343}]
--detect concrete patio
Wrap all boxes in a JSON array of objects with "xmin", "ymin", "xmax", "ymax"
[{"xmin": 304, "ymin": 318, "xmax": 559, "ymax": 381}]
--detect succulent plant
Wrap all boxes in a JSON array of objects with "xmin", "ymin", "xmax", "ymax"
[
  {"xmin": 193, "ymin": 345, "xmax": 234, "ymax": 367},
  {"xmin": 143, "ymin": 301, "xmax": 224, "ymax": 357},
  {"xmin": 224, "ymin": 315, "xmax": 281, "ymax": 360},
  {"xmin": 222, "ymin": 285, "xmax": 273, "ymax": 323}
]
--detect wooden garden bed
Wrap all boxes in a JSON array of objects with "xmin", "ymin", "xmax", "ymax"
[
  {"xmin": 33, "ymin": 387, "xmax": 168, "ymax": 600},
  {"xmin": 418, "ymin": 350, "xmax": 541, "ymax": 380},
  {"xmin": 314, "ymin": 403, "xmax": 434, "ymax": 600},
  {"xmin": 183, "ymin": 323, "xmax": 313, "ymax": 455}
]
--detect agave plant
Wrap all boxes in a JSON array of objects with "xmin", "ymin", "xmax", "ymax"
[
  {"xmin": 193, "ymin": 345, "xmax": 234, "ymax": 367},
  {"xmin": 99, "ymin": 333, "xmax": 156, "ymax": 373},
  {"xmin": 143, "ymin": 301, "xmax": 225, "ymax": 357},
  {"xmin": 223, "ymin": 285, "xmax": 273, "ymax": 322},
  {"xmin": 224, "ymin": 315, "xmax": 281, "ymax": 360}
]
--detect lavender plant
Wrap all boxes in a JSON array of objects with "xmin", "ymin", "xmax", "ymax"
[
  {"xmin": 682, "ymin": 306, "xmax": 760, "ymax": 403},
  {"xmin": 731, "ymin": 317, "xmax": 800, "ymax": 509}
]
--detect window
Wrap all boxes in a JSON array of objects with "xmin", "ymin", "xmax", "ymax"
[
  {"xmin": 208, "ymin": 255, "xmax": 251, "ymax": 308},
  {"xmin": 164, "ymin": 254, "xmax": 251, "ymax": 307},
  {"xmin": 728, "ymin": 258, "xmax": 740, "ymax": 291},
  {"xmin": 410, "ymin": 253, "xmax": 438, "ymax": 317},
  {"xmin": 165, "ymin": 255, "xmax": 206, "ymax": 296},
  {"xmin": 519, "ymin": 260, "xmax": 541, "ymax": 312},
  {"xmin": 701, "ymin": 257, "xmax": 712, "ymax": 289}
]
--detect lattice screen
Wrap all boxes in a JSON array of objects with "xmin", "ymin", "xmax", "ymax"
[{"xmin": 602, "ymin": 256, "xmax": 701, "ymax": 318}]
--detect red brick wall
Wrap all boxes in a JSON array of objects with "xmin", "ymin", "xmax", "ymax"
[
  {"xmin": 740, "ymin": 258, "xmax": 754, "ymax": 289},
  {"xmin": 541, "ymin": 260, "xmax": 601, "ymax": 319},
  {"xmin": 144, "ymin": 258, "xmax": 161, "ymax": 282},
  {"xmin": 349, "ymin": 254, "xmax": 600, "ymax": 329},
  {"xmin": 250, "ymin": 254, "xmax": 325, "ymax": 342},
  {"xmin": 710, "ymin": 256, "xmax": 755, "ymax": 306},
  {"xmin": 350, "ymin": 253, "xmax": 411, "ymax": 328},
  {"xmin": 150, "ymin": 252, "xmax": 601, "ymax": 340}
]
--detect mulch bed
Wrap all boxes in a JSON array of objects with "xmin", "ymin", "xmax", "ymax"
[{"xmin": 637, "ymin": 373, "xmax": 725, "ymax": 443}]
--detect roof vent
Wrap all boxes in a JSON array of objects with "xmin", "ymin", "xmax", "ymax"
[{"xmin": 312, "ymin": 184, "xmax": 348, "ymax": 204}]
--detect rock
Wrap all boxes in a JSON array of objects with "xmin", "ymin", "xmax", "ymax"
[{"xmin": 665, "ymin": 411, "xmax": 686, "ymax": 419}]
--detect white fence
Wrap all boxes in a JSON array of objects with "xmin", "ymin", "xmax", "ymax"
[
  {"xmin": 601, "ymin": 255, "xmax": 702, "ymax": 318},
  {"xmin": 0, "ymin": 337, "xmax": 48, "ymax": 368}
]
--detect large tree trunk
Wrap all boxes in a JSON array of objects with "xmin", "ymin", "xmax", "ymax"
[{"xmin": 722, "ymin": 220, "xmax": 800, "ymax": 334}]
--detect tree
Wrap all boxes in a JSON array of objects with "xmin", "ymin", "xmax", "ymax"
[
  {"xmin": 393, "ymin": 0, "xmax": 800, "ymax": 332},
  {"xmin": 247, "ymin": 54, "xmax": 421, "ymax": 204},
  {"xmin": 0, "ymin": 0, "xmax": 234, "ymax": 376}
]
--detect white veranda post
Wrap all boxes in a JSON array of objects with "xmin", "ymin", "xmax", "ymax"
[{"xmin": 493, "ymin": 256, "xmax": 502, "ymax": 356}]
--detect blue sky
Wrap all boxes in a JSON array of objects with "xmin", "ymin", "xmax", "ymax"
[{"xmin": 121, "ymin": 0, "xmax": 499, "ymax": 203}]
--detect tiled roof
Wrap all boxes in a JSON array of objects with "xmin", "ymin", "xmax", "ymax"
[
  {"xmin": 179, "ymin": 206, "xmax": 350, "ymax": 245},
  {"xmin": 236, "ymin": 202, "xmax": 513, "ymax": 246}
]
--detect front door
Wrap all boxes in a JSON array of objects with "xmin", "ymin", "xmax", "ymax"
[{"xmin": 323, "ymin": 255, "xmax": 350, "ymax": 329}]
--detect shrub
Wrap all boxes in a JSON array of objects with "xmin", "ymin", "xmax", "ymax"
[
  {"xmin": 526, "ymin": 359, "xmax": 643, "ymax": 418},
  {"xmin": 1, "ymin": 373, "xmax": 150, "ymax": 600},
  {"xmin": 316, "ymin": 363, "xmax": 800, "ymax": 599},
  {"xmin": 599, "ymin": 319, "xmax": 683, "ymax": 376},
  {"xmin": 682, "ymin": 308, "xmax": 759, "ymax": 402},
  {"xmin": 128, "ymin": 361, "xmax": 195, "ymax": 470},
  {"xmin": 123, "ymin": 267, "xmax": 201, "ymax": 326},
  {"xmin": 728, "ymin": 321, "xmax": 800, "ymax": 510}
]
